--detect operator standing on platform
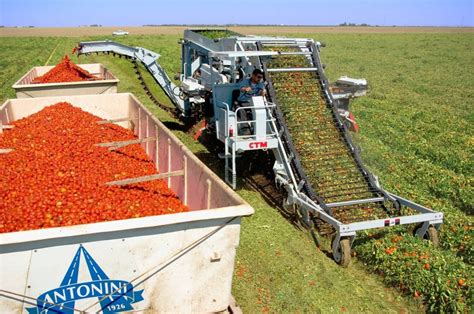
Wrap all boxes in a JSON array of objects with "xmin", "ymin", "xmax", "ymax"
[{"xmin": 236, "ymin": 69, "xmax": 266, "ymax": 135}]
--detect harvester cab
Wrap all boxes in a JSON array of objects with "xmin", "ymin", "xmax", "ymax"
[{"xmin": 75, "ymin": 29, "xmax": 443, "ymax": 266}]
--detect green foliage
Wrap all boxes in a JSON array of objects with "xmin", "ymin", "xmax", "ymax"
[
  {"xmin": 196, "ymin": 29, "xmax": 238, "ymax": 39},
  {"xmin": 356, "ymin": 232, "xmax": 472, "ymax": 312},
  {"xmin": 0, "ymin": 37, "xmax": 58, "ymax": 99}
]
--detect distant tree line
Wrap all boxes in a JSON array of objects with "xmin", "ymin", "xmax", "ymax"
[{"xmin": 339, "ymin": 22, "xmax": 377, "ymax": 27}]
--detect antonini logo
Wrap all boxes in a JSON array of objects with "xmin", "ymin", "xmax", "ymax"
[{"xmin": 27, "ymin": 245, "xmax": 144, "ymax": 314}]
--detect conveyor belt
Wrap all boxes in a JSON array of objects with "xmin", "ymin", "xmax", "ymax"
[
  {"xmin": 131, "ymin": 59, "xmax": 178, "ymax": 116},
  {"xmin": 258, "ymin": 42, "xmax": 391, "ymax": 223}
]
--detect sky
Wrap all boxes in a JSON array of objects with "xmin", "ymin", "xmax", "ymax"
[{"xmin": 0, "ymin": 0, "xmax": 472, "ymax": 27}]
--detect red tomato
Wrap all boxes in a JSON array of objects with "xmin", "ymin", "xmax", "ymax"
[{"xmin": 0, "ymin": 102, "xmax": 188, "ymax": 233}]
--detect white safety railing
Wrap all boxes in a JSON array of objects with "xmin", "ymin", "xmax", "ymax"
[{"xmin": 232, "ymin": 103, "xmax": 277, "ymax": 140}]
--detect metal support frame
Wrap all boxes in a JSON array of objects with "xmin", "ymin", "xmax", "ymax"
[
  {"xmin": 325, "ymin": 197, "xmax": 385, "ymax": 208},
  {"xmin": 221, "ymin": 98, "xmax": 281, "ymax": 189},
  {"xmin": 77, "ymin": 40, "xmax": 187, "ymax": 114}
]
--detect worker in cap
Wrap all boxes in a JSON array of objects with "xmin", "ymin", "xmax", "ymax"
[{"xmin": 235, "ymin": 69, "xmax": 266, "ymax": 135}]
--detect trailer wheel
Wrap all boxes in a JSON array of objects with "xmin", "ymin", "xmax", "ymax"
[
  {"xmin": 414, "ymin": 224, "xmax": 440, "ymax": 248},
  {"xmin": 332, "ymin": 236, "xmax": 351, "ymax": 267}
]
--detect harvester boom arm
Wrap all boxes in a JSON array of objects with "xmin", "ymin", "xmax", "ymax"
[{"xmin": 75, "ymin": 40, "xmax": 185, "ymax": 113}]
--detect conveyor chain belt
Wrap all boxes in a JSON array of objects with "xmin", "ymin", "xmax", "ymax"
[
  {"xmin": 131, "ymin": 60, "xmax": 177, "ymax": 116},
  {"xmin": 257, "ymin": 42, "xmax": 392, "ymax": 223},
  {"xmin": 82, "ymin": 51, "xmax": 177, "ymax": 116},
  {"xmin": 255, "ymin": 42, "xmax": 323, "ymax": 207}
]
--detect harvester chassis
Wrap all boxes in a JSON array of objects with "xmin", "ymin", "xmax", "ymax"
[{"xmin": 75, "ymin": 30, "xmax": 443, "ymax": 266}]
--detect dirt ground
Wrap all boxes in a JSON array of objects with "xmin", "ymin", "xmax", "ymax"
[{"xmin": 1, "ymin": 26, "xmax": 472, "ymax": 37}]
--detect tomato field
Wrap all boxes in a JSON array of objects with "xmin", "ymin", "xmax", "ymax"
[
  {"xmin": 263, "ymin": 35, "xmax": 473, "ymax": 312},
  {"xmin": 0, "ymin": 28, "xmax": 472, "ymax": 312}
]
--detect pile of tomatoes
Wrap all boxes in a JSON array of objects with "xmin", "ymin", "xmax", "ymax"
[
  {"xmin": 0, "ymin": 102, "xmax": 188, "ymax": 233},
  {"xmin": 33, "ymin": 55, "xmax": 99, "ymax": 83}
]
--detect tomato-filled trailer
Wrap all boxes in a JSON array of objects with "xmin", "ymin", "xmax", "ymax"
[
  {"xmin": 12, "ymin": 63, "xmax": 119, "ymax": 98},
  {"xmin": 0, "ymin": 93, "xmax": 253, "ymax": 313}
]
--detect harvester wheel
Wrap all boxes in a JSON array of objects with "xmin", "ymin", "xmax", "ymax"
[
  {"xmin": 414, "ymin": 224, "xmax": 440, "ymax": 247},
  {"xmin": 331, "ymin": 236, "xmax": 351, "ymax": 267}
]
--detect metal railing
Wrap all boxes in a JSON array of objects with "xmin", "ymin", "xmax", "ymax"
[{"xmin": 221, "ymin": 103, "xmax": 278, "ymax": 140}]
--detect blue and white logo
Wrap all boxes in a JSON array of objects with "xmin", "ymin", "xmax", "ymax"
[{"xmin": 27, "ymin": 245, "xmax": 144, "ymax": 314}]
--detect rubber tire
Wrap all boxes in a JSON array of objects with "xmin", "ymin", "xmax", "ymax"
[
  {"xmin": 414, "ymin": 224, "xmax": 440, "ymax": 248},
  {"xmin": 332, "ymin": 237, "xmax": 351, "ymax": 267}
]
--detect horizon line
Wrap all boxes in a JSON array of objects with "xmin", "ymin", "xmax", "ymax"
[{"xmin": 1, "ymin": 24, "xmax": 473, "ymax": 28}]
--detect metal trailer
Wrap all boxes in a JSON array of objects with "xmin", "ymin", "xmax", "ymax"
[
  {"xmin": 12, "ymin": 63, "xmax": 119, "ymax": 98},
  {"xmin": 0, "ymin": 93, "xmax": 254, "ymax": 313},
  {"xmin": 74, "ymin": 29, "xmax": 443, "ymax": 266}
]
